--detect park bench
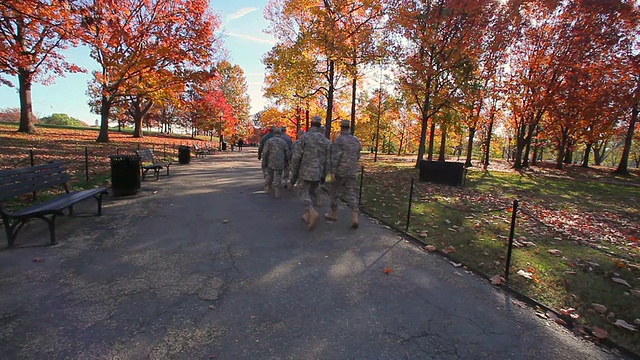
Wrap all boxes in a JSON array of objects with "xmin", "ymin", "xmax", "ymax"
[
  {"xmin": 193, "ymin": 143, "xmax": 214, "ymax": 158},
  {"xmin": 0, "ymin": 162, "xmax": 109, "ymax": 247},
  {"xmin": 135, "ymin": 149, "xmax": 171, "ymax": 180}
]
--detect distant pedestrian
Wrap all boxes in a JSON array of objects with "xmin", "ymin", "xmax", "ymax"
[
  {"xmin": 238, "ymin": 138, "xmax": 244, "ymax": 151},
  {"xmin": 325, "ymin": 120, "xmax": 362, "ymax": 228},
  {"xmin": 262, "ymin": 127, "xmax": 289, "ymax": 198},
  {"xmin": 290, "ymin": 116, "xmax": 330, "ymax": 230}
]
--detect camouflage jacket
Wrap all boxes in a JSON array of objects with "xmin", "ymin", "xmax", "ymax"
[
  {"xmin": 330, "ymin": 131, "xmax": 362, "ymax": 178},
  {"xmin": 262, "ymin": 135, "xmax": 289, "ymax": 170},
  {"xmin": 290, "ymin": 129, "xmax": 330, "ymax": 182},
  {"xmin": 258, "ymin": 132, "xmax": 273, "ymax": 160}
]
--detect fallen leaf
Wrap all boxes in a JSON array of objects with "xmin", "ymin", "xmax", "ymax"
[
  {"xmin": 517, "ymin": 269, "xmax": 534, "ymax": 280},
  {"xmin": 613, "ymin": 319, "xmax": 638, "ymax": 331},
  {"xmin": 545, "ymin": 311, "xmax": 567, "ymax": 325},
  {"xmin": 593, "ymin": 327, "xmax": 609, "ymax": 339},
  {"xmin": 222, "ymin": 219, "xmax": 229, "ymax": 224},
  {"xmin": 634, "ymin": 319, "xmax": 640, "ymax": 327},
  {"xmin": 384, "ymin": 267, "xmax": 392, "ymax": 275},
  {"xmin": 564, "ymin": 271, "xmax": 577, "ymax": 275},
  {"xmin": 592, "ymin": 303, "xmax": 607, "ymax": 314},
  {"xmin": 611, "ymin": 277, "xmax": 632, "ymax": 288},
  {"xmin": 490, "ymin": 275, "xmax": 505, "ymax": 285},
  {"xmin": 418, "ymin": 231, "xmax": 429, "ymax": 238},
  {"xmin": 548, "ymin": 249, "xmax": 563, "ymax": 256},
  {"xmin": 631, "ymin": 289, "xmax": 640, "ymax": 297},
  {"xmin": 443, "ymin": 246, "xmax": 456, "ymax": 254},
  {"xmin": 424, "ymin": 245, "xmax": 437, "ymax": 253},
  {"xmin": 32, "ymin": 257, "xmax": 44, "ymax": 263},
  {"xmin": 450, "ymin": 261, "xmax": 462, "ymax": 268}
]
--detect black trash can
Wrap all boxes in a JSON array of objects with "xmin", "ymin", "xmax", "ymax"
[
  {"xmin": 221, "ymin": 142, "xmax": 227, "ymax": 151},
  {"xmin": 418, "ymin": 160, "xmax": 466, "ymax": 187},
  {"xmin": 178, "ymin": 145, "xmax": 191, "ymax": 164},
  {"xmin": 109, "ymin": 155, "xmax": 141, "ymax": 196}
]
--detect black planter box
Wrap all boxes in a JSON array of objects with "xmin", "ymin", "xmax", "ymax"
[
  {"xmin": 419, "ymin": 160, "xmax": 466, "ymax": 187},
  {"xmin": 109, "ymin": 155, "xmax": 141, "ymax": 196}
]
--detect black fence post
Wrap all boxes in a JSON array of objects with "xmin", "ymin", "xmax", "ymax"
[
  {"xmin": 163, "ymin": 143, "xmax": 167, "ymax": 159},
  {"xmin": 406, "ymin": 177, "xmax": 414, "ymax": 232},
  {"xmin": 85, "ymin": 146, "xmax": 89, "ymax": 183},
  {"xmin": 137, "ymin": 143, "xmax": 140, "ymax": 150},
  {"xmin": 29, "ymin": 149, "xmax": 35, "ymax": 166},
  {"xmin": 116, "ymin": 146, "xmax": 119, "ymax": 155},
  {"xmin": 358, "ymin": 166, "xmax": 365, "ymax": 205},
  {"xmin": 504, "ymin": 199, "xmax": 519, "ymax": 283}
]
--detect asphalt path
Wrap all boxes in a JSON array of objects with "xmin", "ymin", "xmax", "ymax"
[{"xmin": 0, "ymin": 148, "xmax": 627, "ymax": 359}]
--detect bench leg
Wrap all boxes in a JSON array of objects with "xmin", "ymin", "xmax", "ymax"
[
  {"xmin": 2, "ymin": 214, "xmax": 15, "ymax": 247},
  {"xmin": 94, "ymin": 193, "xmax": 105, "ymax": 216},
  {"xmin": 155, "ymin": 168, "xmax": 160, "ymax": 181}
]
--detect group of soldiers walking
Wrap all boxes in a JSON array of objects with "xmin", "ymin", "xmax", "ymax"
[{"xmin": 258, "ymin": 116, "xmax": 362, "ymax": 231}]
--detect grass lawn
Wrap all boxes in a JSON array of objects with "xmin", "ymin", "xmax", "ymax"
[{"xmin": 359, "ymin": 153, "xmax": 640, "ymax": 356}]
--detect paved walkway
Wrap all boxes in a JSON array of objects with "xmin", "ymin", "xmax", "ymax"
[{"xmin": 0, "ymin": 149, "xmax": 626, "ymax": 359}]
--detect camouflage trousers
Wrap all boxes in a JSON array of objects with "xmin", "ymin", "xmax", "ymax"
[
  {"xmin": 265, "ymin": 169, "xmax": 284, "ymax": 189},
  {"xmin": 297, "ymin": 180, "xmax": 320, "ymax": 210},
  {"xmin": 329, "ymin": 176, "xmax": 358, "ymax": 211}
]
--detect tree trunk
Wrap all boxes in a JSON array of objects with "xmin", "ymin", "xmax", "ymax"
[
  {"xmin": 132, "ymin": 98, "xmax": 153, "ymax": 138},
  {"xmin": 614, "ymin": 101, "xmax": 638, "ymax": 175},
  {"xmin": 465, "ymin": 126, "xmax": 476, "ymax": 167},
  {"xmin": 582, "ymin": 143, "xmax": 592, "ymax": 168},
  {"xmin": 483, "ymin": 118, "xmax": 494, "ymax": 170},
  {"xmin": 398, "ymin": 124, "xmax": 405, "ymax": 156},
  {"xmin": 17, "ymin": 68, "xmax": 36, "ymax": 134},
  {"xmin": 427, "ymin": 122, "xmax": 436, "ymax": 161},
  {"xmin": 325, "ymin": 60, "xmax": 335, "ymax": 139},
  {"xmin": 555, "ymin": 129, "xmax": 569, "ymax": 170},
  {"xmin": 415, "ymin": 84, "xmax": 431, "ymax": 167},
  {"xmin": 438, "ymin": 122, "xmax": 446, "ymax": 161},
  {"xmin": 350, "ymin": 74, "xmax": 357, "ymax": 135},
  {"xmin": 97, "ymin": 94, "xmax": 111, "ymax": 143}
]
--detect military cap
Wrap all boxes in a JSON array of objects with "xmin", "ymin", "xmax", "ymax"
[
  {"xmin": 311, "ymin": 116, "xmax": 322, "ymax": 125},
  {"xmin": 340, "ymin": 120, "xmax": 350, "ymax": 128},
  {"xmin": 273, "ymin": 127, "xmax": 282, "ymax": 135}
]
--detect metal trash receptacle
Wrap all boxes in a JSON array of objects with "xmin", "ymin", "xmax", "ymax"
[
  {"xmin": 178, "ymin": 145, "xmax": 191, "ymax": 164},
  {"xmin": 221, "ymin": 142, "xmax": 227, "ymax": 151},
  {"xmin": 109, "ymin": 155, "xmax": 141, "ymax": 196}
]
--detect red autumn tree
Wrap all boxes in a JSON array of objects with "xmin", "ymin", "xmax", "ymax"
[
  {"xmin": 78, "ymin": 0, "xmax": 223, "ymax": 142},
  {"xmin": 0, "ymin": 0, "xmax": 83, "ymax": 133}
]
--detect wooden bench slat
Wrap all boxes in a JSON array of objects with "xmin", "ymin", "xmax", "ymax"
[
  {"xmin": 10, "ymin": 188, "xmax": 107, "ymax": 218},
  {"xmin": 0, "ymin": 174, "xmax": 70, "ymax": 201}
]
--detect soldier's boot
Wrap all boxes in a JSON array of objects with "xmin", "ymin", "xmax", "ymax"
[
  {"xmin": 324, "ymin": 209, "xmax": 337, "ymax": 221},
  {"xmin": 307, "ymin": 207, "xmax": 320, "ymax": 231},
  {"xmin": 351, "ymin": 211, "xmax": 359, "ymax": 229},
  {"xmin": 302, "ymin": 210, "xmax": 309, "ymax": 223},
  {"xmin": 264, "ymin": 184, "xmax": 271, "ymax": 193},
  {"xmin": 274, "ymin": 187, "xmax": 281, "ymax": 199}
]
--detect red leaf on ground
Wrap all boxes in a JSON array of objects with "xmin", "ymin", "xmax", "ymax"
[
  {"xmin": 32, "ymin": 257, "xmax": 44, "ymax": 263},
  {"xmin": 384, "ymin": 267, "xmax": 392, "ymax": 274}
]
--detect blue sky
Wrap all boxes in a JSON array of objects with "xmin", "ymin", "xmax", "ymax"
[{"xmin": 0, "ymin": 1, "xmax": 275, "ymax": 124}]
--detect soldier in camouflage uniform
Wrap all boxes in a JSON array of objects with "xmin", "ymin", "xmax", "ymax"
[
  {"xmin": 261, "ymin": 127, "xmax": 289, "ymax": 198},
  {"xmin": 288, "ymin": 130, "xmax": 305, "ymax": 188},
  {"xmin": 325, "ymin": 120, "xmax": 362, "ymax": 228},
  {"xmin": 258, "ymin": 126, "xmax": 276, "ymax": 181},
  {"xmin": 290, "ymin": 116, "xmax": 330, "ymax": 230},
  {"xmin": 281, "ymin": 126, "xmax": 293, "ymax": 186}
]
